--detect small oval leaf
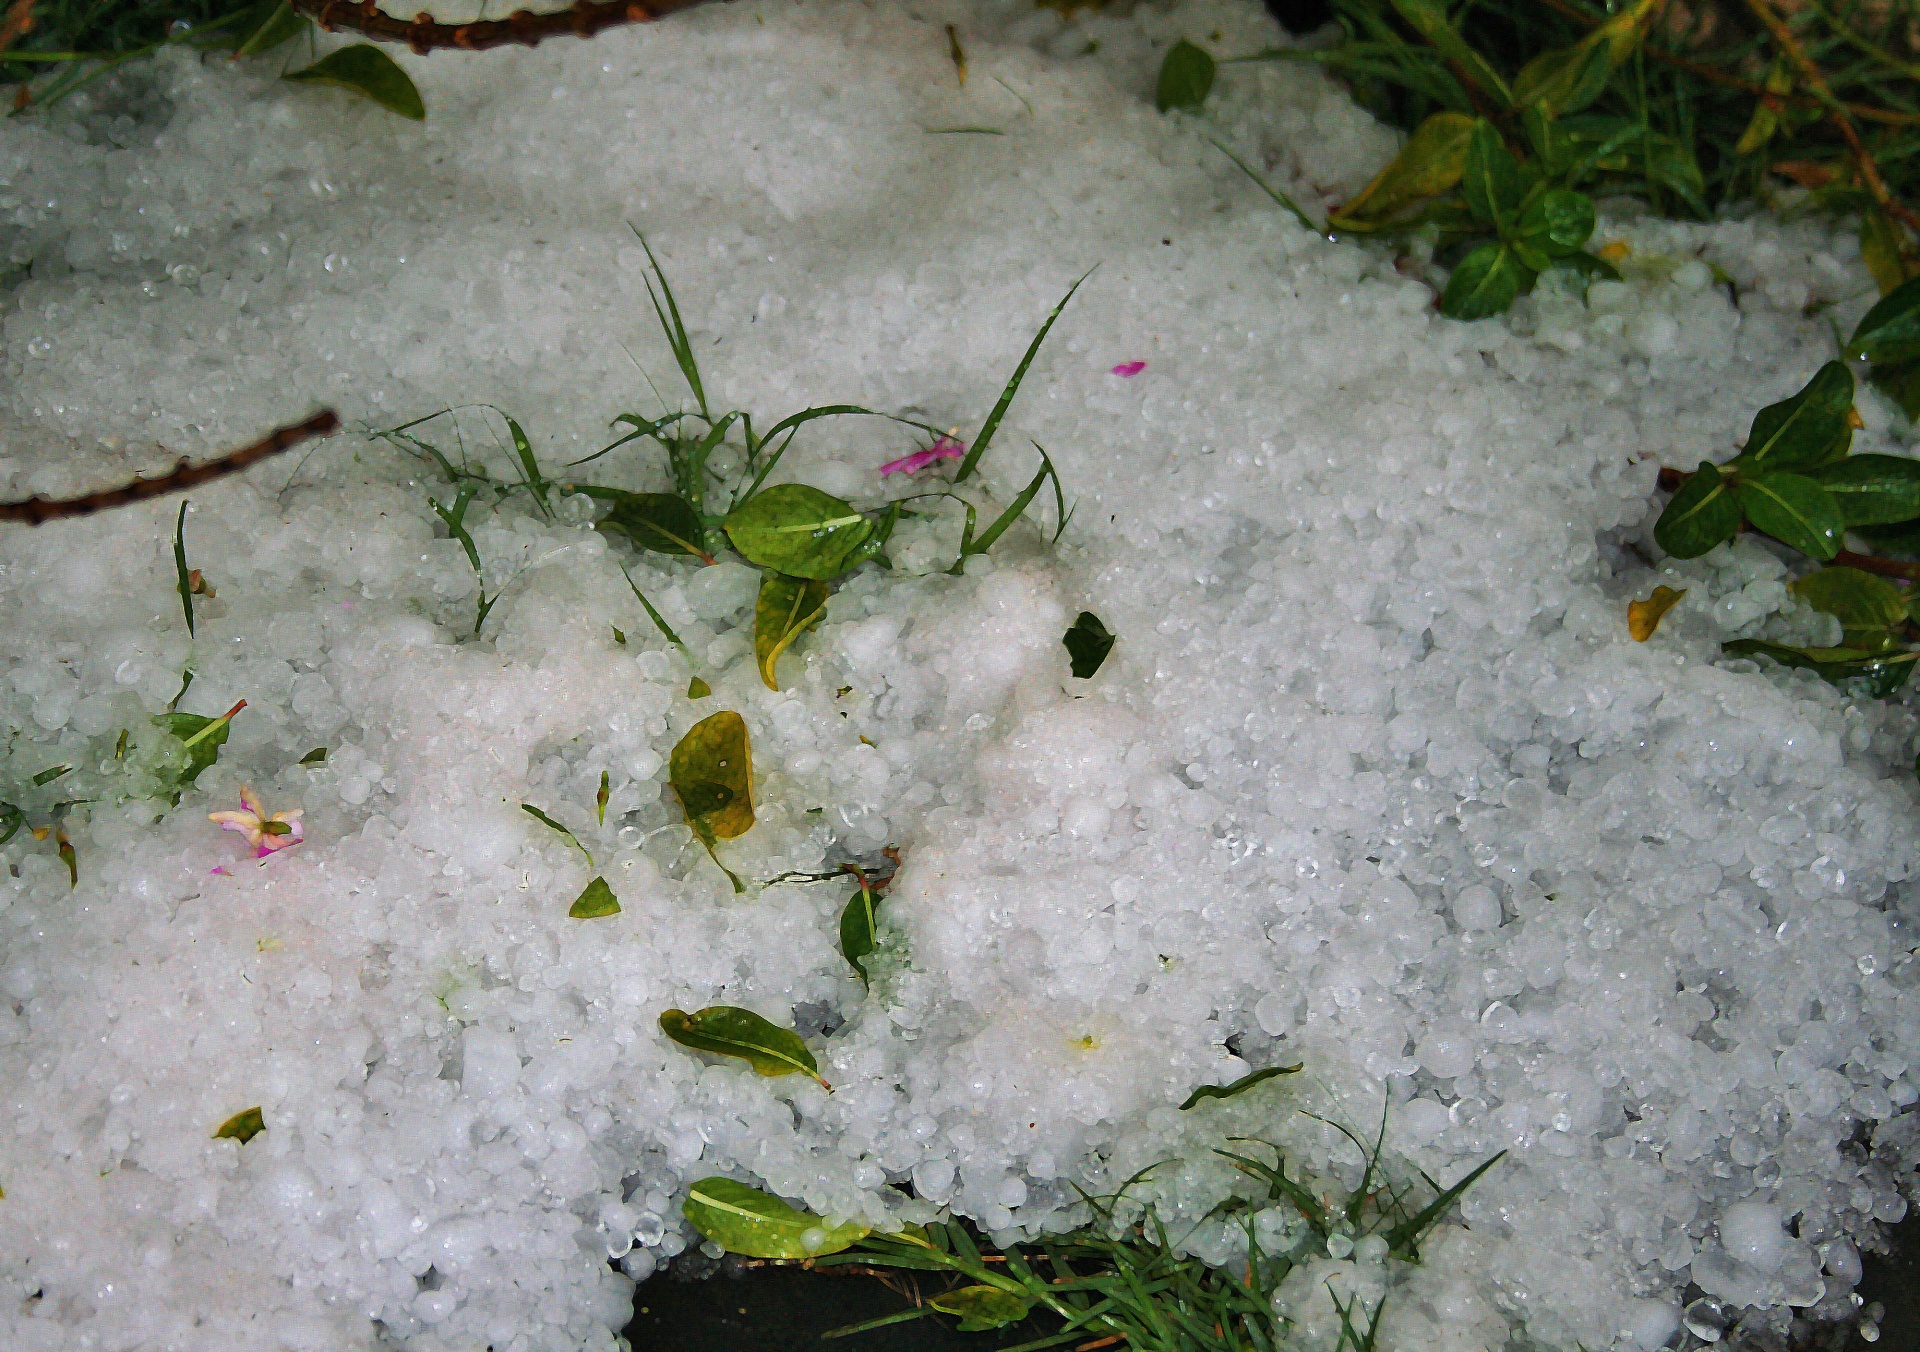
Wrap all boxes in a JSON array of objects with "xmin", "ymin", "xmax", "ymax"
[
  {"xmin": 1735, "ymin": 473, "xmax": 1844, "ymax": 560},
  {"xmin": 1516, "ymin": 189, "xmax": 1595, "ymax": 256},
  {"xmin": 928, "ymin": 1285, "xmax": 1034, "ymax": 1332},
  {"xmin": 284, "ymin": 44, "xmax": 425, "ymax": 121},
  {"xmin": 583, "ymin": 488, "xmax": 711, "ymax": 558},
  {"xmin": 1626, "ymin": 585, "xmax": 1687, "ymax": 642},
  {"xmin": 1742, "ymin": 362, "xmax": 1855, "ymax": 471},
  {"xmin": 1155, "ymin": 40, "xmax": 1215, "ymax": 113},
  {"xmin": 660, "ymin": 1007, "xmax": 827, "ymax": 1087},
  {"xmin": 1333, "ymin": 111, "xmax": 1474, "ymax": 231},
  {"xmin": 756, "ymin": 573, "xmax": 831, "ymax": 691},
  {"xmin": 725, "ymin": 484, "xmax": 875, "ymax": 580},
  {"xmin": 1440, "ymin": 242, "xmax": 1533, "ymax": 321},
  {"xmin": 1461, "ymin": 120, "xmax": 1523, "ymax": 232},
  {"xmin": 682, "ymin": 1177, "xmax": 868, "ymax": 1259},
  {"xmin": 839, "ymin": 881, "xmax": 880, "ymax": 984},
  {"xmin": 670, "ymin": 711, "xmax": 754, "ymax": 842},
  {"xmin": 569, "ymin": 876, "xmax": 620, "ymax": 919},
  {"xmin": 1849, "ymin": 275, "xmax": 1920, "ymax": 365},
  {"xmin": 1653, "ymin": 462, "xmax": 1742, "ymax": 559}
]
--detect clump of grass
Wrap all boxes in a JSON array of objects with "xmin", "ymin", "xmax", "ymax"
[{"xmin": 0, "ymin": 0, "xmax": 264, "ymax": 108}]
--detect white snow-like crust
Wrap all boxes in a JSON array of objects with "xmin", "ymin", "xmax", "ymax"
[{"xmin": 2, "ymin": 1, "xmax": 1916, "ymax": 1348}]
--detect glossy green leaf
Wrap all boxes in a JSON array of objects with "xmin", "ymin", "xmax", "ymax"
[
  {"xmin": 1178, "ymin": 1062, "xmax": 1303, "ymax": 1111},
  {"xmin": 235, "ymin": 0, "xmax": 307, "ymax": 57},
  {"xmin": 687, "ymin": 676, "xmax": 711, "ymax": 699},
  {"xmin": 725, "ymin": 485, "xmax": 874, "ymax": 580},
  {"xmin": 214, "ymin": 1107, "xmax": 265, "ymax": 1144},
  {"xmin": 1515, "ymin": 189, "xmax": 1594, "ymax": 257},
  {"xmin": 1736, "ymin": 473, "xmax": 1843, "ymax": 560},
  {"xmin": 284, "ymin": 45, "xmax": 425, "ymax": 121},
  {"xmin": 578, "ymin": 488, "xmax": 711, "ymax": 559},
  {"xmin": 1723, "ymin": 639, "xmax": 1920, "ymax": 699},
  {"xmin": 1741, "ymin": 362, "xmax": 1854, "ymax": 471},
  {"xmin": 839, "ymin": 880, "xmax": 880, "ymax": 984},
  {"xmin": 173, "ymin": 502, "xmax": 195, "ymax": 637},
  {"xmin": 1806, "ymin": 454, "xmax": 1920, "ymax": 526},
  {"xmin": 682, "ymin": 1177, "xmax": 867, "ymax": 1259},
  {"xmin": 1848, "ymin": 275, "xmax": 1920, "ymax": 366},
  {"xmin": 1332, "ymin": 112, "xmax": 1474, "ymax": 231},
  {"xmin": 669, "ymin": 710, "xmax": 754, "ymax": 843},
  {"xmin": 756, "ymin": 573, "xmax": 830, "ymax": 691},
  {"xmin": 1440, "ymin": 242, "xmax": 1533, "ymax": 321},
  {"xmin": 1155, "ymin": 40, "xmax": 1215, "ymax": 113},
  {"xmin": 164, "ymin": 711, "xmax": 232, "ymax": 789},
  {"xmin": 298, "ymin": 747, "xmax": 327, "ymax": 765},
  {"xmin": 569, "ymin": 876, "xmax": 620, "ymax": 919},
  {"xmin": 1512, "ymin": 35, "xmax": 1611, "ymax": 117},
  {"xmin": 928, "ymin": 1285, "xmax": 1033, "ymax": 1332},
  {"xmin": 660, "ymin": 1007, "xmax": 826, "ymax": 1087},
  {"xmin": 1653, "ymin": 462, "xmax": 1741, "ymax": 559},
  {"xmin": 1461, "ymin": 120, "xmax": 1522, "ymax": 232},
  {"xmin": 1790, "ymin": 566, "xmax": 1909, "ymax": 640},
  {"xmin": 1386, "ymin": 0, "xmax": 1511, "ymax": 106},
  {"xmin": 1063, "ymin": 611, "xmax": 1115, "ymax": 679}
]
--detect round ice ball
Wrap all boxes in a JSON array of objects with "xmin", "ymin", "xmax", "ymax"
[
  {"xmin": 1417, "ymin": 1025, "xmax": 1478, "ymax": 1080},
  {"xmin": 1720, "ymin": 1201, "xmax": 1786, "ymax": 1272},
  {"xmin": 1618, "ymin": 1298, "xmax": 1680, "ymax": 1349},
  {"xmin": 1451, "ymin": 885, "xmax": 1501, "ymax": 931}
]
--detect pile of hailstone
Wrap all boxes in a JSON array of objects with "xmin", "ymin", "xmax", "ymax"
[{"xmin": 1, "ymin": 0, "xmax": 1915, "ymax": 1349}]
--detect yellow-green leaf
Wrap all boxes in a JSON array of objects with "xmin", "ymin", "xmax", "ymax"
[
  {"xmin": 1735, "ymin": 58, "xmax": 1792, "ymax": 157},
  {"xmin": 1627, "ymin": 585, "xmax": 1687, "ymax": 641},
  {"xmin": 1861, "ymin": 209, "xmax": 1917, "ymax": 298},
  {"xmin": 929, "ymin": 1285, "xmax": 1034, "ymax": 1332},
  {"xmin": 724, "ymin": 484, "xmax": 874, "ymax": 580},
  {"xmin": 234, "ymin": 0, "xmax": 307, "ymax": 57},
  {"xmin": 1332, "ymin": 112, "xmax": 1474, "ymax": 231},
  {"xmin": 755, "ymin": 573, "xmax": 830, "ymax": 691},
  {"xmin": 284, "ymin": 45, "xmax": 425, "ymax": 121},
  {"xmin": 687, "ymin": 676, "xmax": 711, "ymax": 699},
  {"xmin": 669, "ymin": 710, "xmax": 754, "ymax": 842},
  {"xmin": 569, "ymin": 876, "xmax": 620, "ymax": 919},
  {"xmin": 659, "ymin": 1007, "xmax": 827, "ymax": 1087},
  {"xmin": 214, "ymin": 1107, "xmax": 265, "ymax": 1143},
  {"xmin": 682, "ymin": 1177, "xmax": 868, "ymax": 1258}
]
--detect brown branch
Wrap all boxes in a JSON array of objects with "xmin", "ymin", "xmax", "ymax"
[
  {"xmin": 1832, "ymin": 548, "xmax": 1920, "ymax": 582},
  {"xmin": 0, "ymin": 409, "xmax": 340, "ymax": 525},
  {"xmin": 288, "ymin": 0, "xmax": 688, "ymax": 54}
]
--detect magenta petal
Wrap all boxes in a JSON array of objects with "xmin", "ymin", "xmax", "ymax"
[
  {"xmin": 1111, "ymin": 361, "xmax": 1147, "ymax": 378},
  {"xmin": 209, "ymin": 865, "xmax": 232, "ymax": 876},
  {"xmin": 879, "ymin": 448, "xmax": 939, "ymax": 477}
]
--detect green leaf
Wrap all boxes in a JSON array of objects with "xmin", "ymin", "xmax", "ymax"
[
  {"xmin": 1790, "ymin": 566, "xmax": 1909, "ymax": 646},
  {"xmin": 30, "ymin": 764, "xmax": 69, "ymax": 787},
  {"xmin": 687, "ymin": 676, "xmax": 712, "ymax": 699},
  {"xmin": 1806, "ymin": 455, "xmax": 1920, "ymax": 526},
  {"xmin": 577, "ymin": 488, "xmax": 711, "ymax": 559},
  {"xmin": 1062, "ymin": 611, "xmax": 1115, "ymax": 679},
  {"xmin": 1440, "ymin": 243, "xmax": 1533, "ymax": 321},
  {"xmin": 1654, "ymin": 462, "xmax": 1741, "ymax": 559},
  {"xmin": 725, "ymin": 485, "xmax": 874, "ymax": 581},
  {"xmin": 1551, "ymin": 249, "xmax": 1622, "ymax": 282},
  {"xmin": 1861, "ymin": 208, "xmax": 1916, "ymax": 297},
  {"xmin": 756, "ymin": 573, "xmax": 831, "ymax": 691},
  {"xmin": 1736, "ymin": 473, "xmax": 1844, "ymax": 560},
  {"xmin": 1383, "ymin": 1150, "xmax": 1506, "ymax": 1259},
  {"xmin": 596, "ymin": 771, "xmax": 610, "ymax": 827},
  {"xmin": 1179, "ymin": 1063, "xmax": 1303, "ymax": 1110},
  {"xmin": 1856, "ymin": 518, "xmax": 1920, "ymax": 555},
  {"xmin": 1640, "ymin": 133, "xmax": 1708, "ymax": 217},
  {"xmin": 953, "ymin": 272, "xmax": 1092, "ymax": 485},
  {"xmin": 1849, "ymin": 275, "xmax": 1920, "ymax": 366},
  {"xmin": 1740, "ymin": 362, "xmax": 1855, "ymax": 472},
  {"xmin": 839, "ymin": 880, "xmax": 880, "ymax": 984},
  {"xmin": 173, "ymin": 501, "xmax": 195, "ymax": 638},
  {"xmin": 522, "ymin": 803, "xmax": 593, "ymax": 868},
  {"xmin": 1386, "ymin": 0, "xmax": 1511, "ymax": 106},
  {"xmin": 928, "ymin": 1285, "xmax": 1034, "ymax": 1332},
  {"xmin": 1874, "ymin": 361, "xmax": 1920, "ymax": 421},
  {"xmin": 682, "ymin": 1177, "xmax": 867, "ymax": 1258},
  {"xmin": 234, "ymin": 0, "xmax": 308, "ymax": 57},
  {"xmin": 659, "ymin": 1007, "xmax": 826, "ymax": 1087},
  {"xmin": 503, "ymin": 416, "xmax": 552, "ymax": 517},
  {"xmin": 164, "ymin": 711, "xmax": 233, "ymax": 789},
  {"xmin": 298, "ymin": 747, "xmax": 327, "ymax": 765},
  {"xmin": 0, "ymin": 804, "xmax": 22, "ymax": 847},
  {"xmin": 1723, "ymin": 639, "xmax": 1920, "ymax": 699},
  {"xmin": 214, "ymin": 1107, "xmax": 265, "ymax": 1144},
  {"xmin": 620, "ymin": 565, "xmax": 692, "ymax": 660},
  {"xmin": 632, "ymin": 230, "xmax": 710, "ymax": 420},
  {"xmin": 1155, "ymin": 40, "xmax": 1215, "ymax": 113},
  {"xmin": 1515, "ymin": 189, "xmax": 1594, "ymax": 257},
  {"xmin": 1332, "ymin": 112, "xmax": 1474, "ymax": 231},
  {"xmin": 669, "ymin": 711, "xmax": 754, "ymax": 890},
  {"xmin": 955, "ymin": 442, "xmax": 1068, "ymax": 564},
  {"xmin": 569, "ymin": 876, "xmax": 620, "ymax": 919},
  {"xmin": 283, "ymin": 45, "xmax": 425, "ymax": 121},
  {"xmin": 1461, "ymin": 120, "xmax": 1522, "ymax": 232},
  {"xmin": 1513, "ymin": 36, "xmax": 1612, "ymax": 117}
]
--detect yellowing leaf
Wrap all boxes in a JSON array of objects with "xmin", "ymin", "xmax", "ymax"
[
  {"xmin": 1627, "ymin": 585, "xmax": 1687, "ymax": 641},
  {"xmin": 682, "ymin": 1177, "xmax": 867, "ymax": 1258},
  {"xmin": 929, "ymin": 1285, "xmax": 1034, "ymax": 1332},
  {"xmin": 569, "ymin": 876, "xmax": 620, "ymax": 919},
  {"xmin": 1861, "ymin": 208, "xmax": 1917, "ymax": 298},
  {"xmin": 755, "ymin": 572, "xmax": 830, "ymax": 691},
  {"xmin": 670, "ymin": 711, "xmax": 754, "ymax": 842},
  {"xmin": 1735, "ymin": 58, "xmax": 1793, "ymax": 157},
  {"xmin": 214, "ymin": 1107, "xmax": 265, "ymax": 1143},
  {"xmin": 1332, "ymin": 112, "xmax": 1473, "ymax": 231},
  {"xmin": 660, "ymin": 1006, "xmax": 827, "ymax": 1087}
]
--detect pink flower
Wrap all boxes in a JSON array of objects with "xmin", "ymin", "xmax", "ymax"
[
  {"xmin": 209, "ymin": 787, "xmax": 304, "ymax": 858},
  {"xmin": 879, "ymin": 433, "xmax": 966, "ymax": 478},
  {"xmin": 1111, "ymin": 361, "xmax": 1147, "ymax": 378}
]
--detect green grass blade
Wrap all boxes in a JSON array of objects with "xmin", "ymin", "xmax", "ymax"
[
  {"xmin": 1382, "ymin": 1150, "xmax": 1506, "ymax": 1257},
  {"xmin": 953, "ymin": 268, "xmax": 1093, "ymax": 484},
  {"xmin": 173, "ymin": 501, "xmax": 195, "ymax": 637},
  {"xmin": 619, "ymin": 565, "xmax": 692, "ymax": 660},
  {"xmin": 1211, "ymin": 140, "xmax": 1328, "ymax": 237},
  {"xmin": 820, "ymin": 1307, "xmax": 933, "ymax": 1339},
  {"xmin": 631, "ymin": 227, "xmax": 709, "ymax": 419}
]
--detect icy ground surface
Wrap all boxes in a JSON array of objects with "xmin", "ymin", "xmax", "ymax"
[{"xmin": 2, "ymin": 0, "xmax": 1919, "ymax": 1348}]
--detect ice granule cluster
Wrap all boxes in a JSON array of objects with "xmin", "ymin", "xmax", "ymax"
[{"xmin": 1, "ymin": 0, "xmax": 1917, "ymax": 1349}]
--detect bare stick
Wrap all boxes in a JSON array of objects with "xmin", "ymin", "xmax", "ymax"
[
  {"xmin": 0, "ymin": 410, "xmax": 340, "ymax": 525},
  {"xmin": 289, "ymin": 0, "xmax": 688, "ymax": 54}
]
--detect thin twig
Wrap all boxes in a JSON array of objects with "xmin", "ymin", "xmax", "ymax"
[
  {"xmin": 0, "ymin": 410, "xmax": 340, "ymax": 525},
  {"xmin": 289, "ymin": 0, "xmax": 686, "ymax": 54},
  {"xmin": 1740, "ymin": 0, "xmax": 1920, "ymax": 234}
]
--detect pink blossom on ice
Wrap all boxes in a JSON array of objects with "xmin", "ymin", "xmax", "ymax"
[
  {"xmin": 1110, "ymin": 361, "xmax": 1147, "ymax": 377},
  {"xmin": 879, "ymin": 433, "xmax": 966, "ymax": 477},
  {"xmin": 209, "ymin": 787, "xmax": 304, "ymax": 858}
]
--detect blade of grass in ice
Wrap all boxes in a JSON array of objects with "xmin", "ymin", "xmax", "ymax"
[{"xmin": 953, "ymin": 269, "xmax": 1093, "ymax": 484}]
